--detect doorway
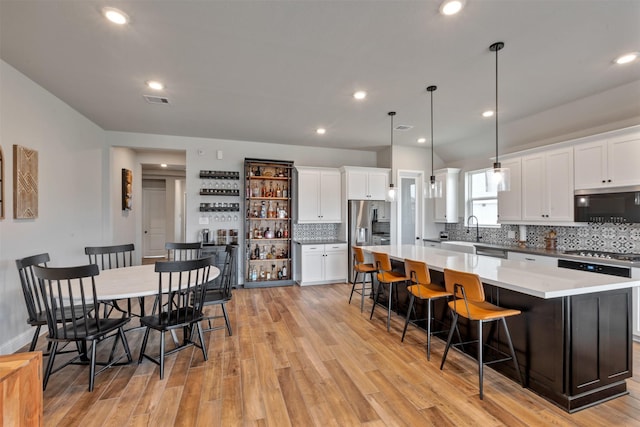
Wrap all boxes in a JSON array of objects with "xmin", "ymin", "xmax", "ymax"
[{"xmin": 397, "ymin": 170, "xmax": 424, "ymax": 245}]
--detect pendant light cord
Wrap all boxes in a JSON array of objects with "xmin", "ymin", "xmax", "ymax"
[
  {"xmin": 426, "ymin": 85, "xmax": 437, "ymax": 181},
  {"xmin": 490, "ymin": 41, "xmax": 504, "ymax": 167},
  {"xmin": 388, "ymin": 111, "xmax": 396, "ymax": 186},
  {"xmin": 495, "ymin": 44, "xmax": 499, "ymax": 164}
]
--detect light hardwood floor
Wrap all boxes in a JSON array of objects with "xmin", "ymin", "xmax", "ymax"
[{"xmin": 31, "ymin": 283, "xmax": 640, "ymax": 426}]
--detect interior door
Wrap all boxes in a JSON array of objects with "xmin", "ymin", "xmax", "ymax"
[
  {"xmin": 398, "ymin": 171, "xmax": 423, "ymax": 245},
  {"xmin": 143, "ymin": 187, "xmax": 167, "ymax": 257}
]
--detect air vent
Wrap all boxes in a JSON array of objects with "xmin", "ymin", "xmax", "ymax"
[
  {"xmin": 143, "ymin": 95, "xmax": 170, "ymax": 105},
  {"xmin": 395, "ymin": 125, "xmax": 413, "ymax": 131}
]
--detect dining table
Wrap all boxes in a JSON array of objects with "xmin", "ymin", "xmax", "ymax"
[{"xmin": 94, "ymin": 263, "xmax": 221, "ymax": 317}]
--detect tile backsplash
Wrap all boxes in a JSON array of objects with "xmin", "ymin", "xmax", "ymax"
[
  {"xmin": 445, "ymin": 223, "xmax": 640, "ymax": 253},
  {"xmin": 293, "ymin": 223, "xmax": 340, "ymax": 241}
]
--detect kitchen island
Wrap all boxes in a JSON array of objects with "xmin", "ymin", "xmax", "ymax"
[{"xmin": 362, "ymin": 244, "xmax": 640, "ymax": 412}]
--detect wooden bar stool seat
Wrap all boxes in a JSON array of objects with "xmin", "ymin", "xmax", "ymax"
[
  {"xmin": 369, "ymin": 251, "xmax": 409, "ymax": 332},
  {"xmin": 439, "ymin": 268, "xmax": 523, "ymax": 399},
  {"xmin": 401, "ymin": 259, "xmax": 452, "ymax": 360},
  {"xmin": 349, "ymin": 246, "xmax": 377, "ymax": 312}
]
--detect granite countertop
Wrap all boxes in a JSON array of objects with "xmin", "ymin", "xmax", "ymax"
[
  {"xmin": 294, "ymin": 239, "xmax": 347, "ymax": 245},
  {"xmin": 360, "ymin": 244, "xmax": 640, "ymax": 299}
]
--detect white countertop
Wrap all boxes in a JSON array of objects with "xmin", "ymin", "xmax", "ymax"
[{"xmin": 361, "ymin": 245, "xmax": 640, "ymax": 299}]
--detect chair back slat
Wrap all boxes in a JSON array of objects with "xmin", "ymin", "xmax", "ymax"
[
  {"xmin": 85, "ymin": 243, "xmax": 135, "ymax": 270},
  {"xmin": 16, "ymin": 253, "xmax": 50, "ymax": 322},
  {"xmin": 352, "ymin": 246, "xmax": 366, "ymax": 264},
  {"xmin": 404, "ymin": 259, "xmax": 431, "ymax": 286},
  {"xmin": 165, "ymin": 242, "xmax": 202, "ymax": 261},
  {"xmin": 443, "ymin": 268, "xmax": 485, "ymax": 303},
  {"xmin": 155, "ymin": 257, "xmax": 213, "ymax": 324},
  {"xmin": 34, "ymin": 264, "xmax": 102, "ymax": 340}
]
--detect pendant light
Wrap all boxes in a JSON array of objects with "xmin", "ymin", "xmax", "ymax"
[
  {"xmin": 485, "ymin": 41, "xmax": 511, "ymax": 192},
  {"xmin": 426, "ymin": 85, "xmax": 442, "ymax": 198},
  {"xmin": 386, "ymin": 111, "xmax": 397, "ymax": 202}
]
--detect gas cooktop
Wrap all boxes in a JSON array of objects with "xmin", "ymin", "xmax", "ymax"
[{"xmin": 562, "ymin": 250, "xmax": 640, "ymax": 262}]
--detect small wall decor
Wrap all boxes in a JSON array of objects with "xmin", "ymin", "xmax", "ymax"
[
  {"xmin": 122, "ymin": 168, "xmax": 133, "ymax": 210},
  {"xmin": 13, "ymin": 145, "xmax": 38, "ymax": 219}
]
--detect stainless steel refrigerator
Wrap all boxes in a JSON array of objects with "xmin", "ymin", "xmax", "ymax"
[{"xmin": 348, "ymin": 200, "xmax": 391, "ymax": 282}]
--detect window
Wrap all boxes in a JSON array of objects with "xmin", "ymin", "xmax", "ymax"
[{"xmin": 466, "ymin": 169, "xmax": 498, "ymax": 226}]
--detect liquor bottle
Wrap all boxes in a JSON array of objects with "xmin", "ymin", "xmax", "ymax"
[
  {"xmin": 261, "ymin": 245, "xmax": 267, "ymax": 260},
  {"xmin": 260, "ymin": 201, "xmax": 267, "ymax": 218},
  {"xmin": 277, "ymin": 265, "xmax": 283, "ymax": 280},
  {"xmin": 254, "ymin": 244, "xmax": 260, "ymax": 259},
  {"xmin": 259, "ymin": 266, "xmax": 265, "ymax": 279},
  {"xmin": 252, "ymin": 183, "xmax": 260, "ymax": 198},
  {"xmin": 266, "ymin": 182, "xmax": 273, "ymax": 198},
  {"xmin": 283, "ymin": 223, "xmax": 289, "ymax": 238},
  {"xmin": 275, "ymin": 223, "xmax": 282, "ymax": 239},
  {"xmin": 268, "ymin": 200, "xmax": 275, "ymax": 218},
  {"xmin": 276, "ymin": 184, "xmax": 282, "ymax": 198},
  {"xmin": 281, "ymin": 262, "xmax": 287, "ymax": 279},
  {"xmin": 253, "ymin": 225, "xmax": 260, "ymax": 239}
]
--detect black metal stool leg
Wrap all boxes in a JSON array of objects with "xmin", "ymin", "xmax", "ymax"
[{"xmin": 401, "ymin": 294, "xmax": 415, "ymax": 342}]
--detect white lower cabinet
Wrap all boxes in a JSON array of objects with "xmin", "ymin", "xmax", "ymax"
[
  {"xmin": 507, "ymin": 251, "xmax": 557, "ymax": 266},
  {"xmin": 295, "ymin": 243, "xmax": 348, "ymax": 286},
  {"xmin": 423, "ymin": 240, "xmax": 441, "ymax": 248}
]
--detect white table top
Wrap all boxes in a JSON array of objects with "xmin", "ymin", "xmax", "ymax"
[
  {"xmin": 361, "ymin": 245, "xmax": 640, "ymax": 299},
  {"xmin": 95, "ymin": 264, "xmax": 220, "ymax": 301}
]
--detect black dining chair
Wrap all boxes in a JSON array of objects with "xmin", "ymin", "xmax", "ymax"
[
  {"xmin": 85, "ymin": 243, "xmax": 140, "ymax": 317},
  {"xmin": 33, "ymin": 263, "xmax": 132, "ymax": 391},
  {"xmin": 138, "ymin": 256, "xmax": 214, "ymax": 379},
  {"xmin": 201, "ymin": 245, "xmax": 236, "ymax": 335},
  {"xmin": 165, "ymin": 242, "xmax": 202, "ymax": 261}
]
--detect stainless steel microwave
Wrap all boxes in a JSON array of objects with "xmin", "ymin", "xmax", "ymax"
[{"xmin": 574, "ymin": 186, "xmax": 640, "ymax": 223}]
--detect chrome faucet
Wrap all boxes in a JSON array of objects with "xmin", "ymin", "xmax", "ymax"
[{"xmin": 467, "ymin": 215, "xmax": 481, "ymax": 242}]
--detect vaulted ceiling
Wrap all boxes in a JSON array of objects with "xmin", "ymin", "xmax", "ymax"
[{"xmin": 1, "ymin": 1, "xmax": 639, "ymax": 164}]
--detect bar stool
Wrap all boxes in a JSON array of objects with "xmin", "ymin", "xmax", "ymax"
[
  {"xmin": 349, "ymin": 246, "xmax": 377, "ymax": 312},
  {"xmin": 369, "ymin": 251, "xmax": 409, "ymax": 332},
  {"xmin": 439, "ymin": 268, "xmax": 523, "ymax": 399},
  {"xmin": 401, "ymin": 259, "xmax": 452, "ymax": 360}
]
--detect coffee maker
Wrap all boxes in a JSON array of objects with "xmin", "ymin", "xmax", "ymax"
[{"xmin": 201, "ymin": 228, "xmax": 210, "ymax": 243}]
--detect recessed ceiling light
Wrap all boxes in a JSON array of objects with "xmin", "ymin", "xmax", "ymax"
[
  {"xmin": 482, "ymin": 110, "xmax": 494, "ymax": 118},
  {"xmin": 353, "ymin": 91, "xmax": 367, "ymax": 100},
  {"xmin": 316, "ymin": 128, "xmax": 326, "ymax": 135},
  {"xmin": 146, "ymin": 80, "xmax": 164, "ymax": 91},
  {"xmin": 102, "ymin": 7, "xmax": 129, "ymax": 25},
  {"xmin": 439, "ymin": 0, "xmax": 465, "ymax": 16},
  {"xmin": 417, "ymin": 138, "xmax": 426, "ymax": 144},
  {"xmin": 160, "ymin": 164, "xmax": 168, "ymax": 168},
  {"xmin": 614, "ymin": 52, "xmax": 639, "ymax": 65}
]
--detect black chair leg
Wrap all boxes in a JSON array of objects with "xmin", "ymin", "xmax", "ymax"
[
  {"xmin": 440, "ymin": 312, "xmax": 458, "ymax": 370},
  {"xmin": 349, "ymin": 271, "xmax": 359, "ymax": 304},
  {"xmin": 29, "ymin": 326, "xmax": 41, "ymax": 352},
  {"xmin": 478, "ymin": 320, "xmax": 484, "ymax": 400},
  {"xmin": 386, "ymin": 283, "xmax": 394, "ymax": 331},
  {"xmin": 196, "ymin": 323, "xmax": 208, "ymax": 361},
  {"xmin": 159, "ymin": 332, "xmax": 166, "ymax": 380},
  {"xmin": 42, "ymin": 341, "xmax": 58, "ymax": 390},
  {"xmin": 138, "ymin": 327, "xmax": 151, "ymax": 364},
  {"xmin": 359, "ymin": 273, "xmax": 368, "ymax": 312},
  {"xmin": 370, "ymin": 280, "xmax": 381, "ymax": 320},
  {"xmin": 222, "ymin": 304, "xmax": 232, "ymax": 336},
  {"xmin": 502, "ymin": 317, "xmax": 523, "ymax": 387},
  {"xmin": 426, "ymin": 299, "xmax": 433, "ymax": 360},
  {"xmin": 119, "ymin": 327, "xmax": 133, "ymax": 363},
  {"xmin": 89, "ymin": 339, "xmax": 97, "ymax": 392},
  {"xmin": 401, "ymin": 295, "xmax": 415, "ymax": 342}
]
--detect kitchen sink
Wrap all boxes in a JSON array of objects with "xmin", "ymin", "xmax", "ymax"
[{"xmin": 440, "ymin": 241, "xmax": 477, "ymax": 254}]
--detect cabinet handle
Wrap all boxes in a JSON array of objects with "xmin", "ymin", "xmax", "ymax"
[
  {"xmin": 602, "ymin": 180, "xmax": 606, "ymax": 183},
  {"xmin": 525, "ymin": 258, "xmax": 535, "ymax": 261},
  {"xmin": 607, "ymin": 179, "xmax": 612, "ymax": 183}
]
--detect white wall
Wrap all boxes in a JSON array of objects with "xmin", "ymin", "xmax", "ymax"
[
  {"xmin": 106, "ymin": 131, "xmax": 379, "ymax": 243},
  {"xmin": 0, "ymin": 60, "xmax": 107, "ymax": 353}
]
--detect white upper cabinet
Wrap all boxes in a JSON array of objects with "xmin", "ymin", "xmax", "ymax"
[
  {"xmin": 296, "ymin": 167, "xmax": 341, "ymax": 223},
  {"xmin": 434, "ymin": 168, "xmax": 459, "ymax": 223},
  {"xmin": 574, "ymin": 135, "xmax": 640, "ymax": 189},
  {"xmin": 522, "ymin": 147, "xmax": 574, "ymax": 222},
  {"xmin": 497, "ymin": 157, "xmax": 522, "ymax": 222},
  {"xmin": 342, "ymin": 167, "xmax": 389, "ymax": 200}
]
